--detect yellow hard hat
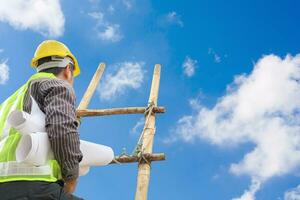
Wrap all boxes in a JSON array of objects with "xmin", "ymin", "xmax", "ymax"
[{"xmin": 31, "ymin": 40, "xmax": 81, "ymax": 77}]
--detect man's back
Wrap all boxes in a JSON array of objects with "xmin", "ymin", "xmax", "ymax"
[
  {"xmin": 23, "ymin": 77, "xmax": 82, "ymax": 181},
  {"xmin": 0, "ymin": 40, "xmax": 83, "ymax": 199}
]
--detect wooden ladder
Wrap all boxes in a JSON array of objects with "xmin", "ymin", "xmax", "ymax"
[{"xmin": 76, "ymin": 63, "xmax": 166, "ymax": 200}]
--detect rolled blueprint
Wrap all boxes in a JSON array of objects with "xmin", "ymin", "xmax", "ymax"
[
  {"xmin": 80, "ymin": 140, "xmax": 114, "ymax": 166},
  {"xmin": 15, "ymin": 133, "xmax": 113, "ymax": 175},
  {"xmin": 16, "ymin": 132, "xmax": 53, "ymax": 166},
  {"xmin": 7, "ymin": 97, "xmax": 46, "ymax": 134},
  {"xmin": 8, "ymin": 97, "xmax": 114, "ymax": 176}
]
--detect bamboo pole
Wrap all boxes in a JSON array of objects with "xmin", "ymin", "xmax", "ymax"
[
  {"xmin": 110, "ymin": 153, "xmax": 165, "ymax": 164},
  {"xmin": 135, "ymin": 64, "xmax": 161, "ymax": 200},
  {"xmin": 77, "ymin": 63, "xmax": 105, "ymax": 110},
  {"xmin": 76, "ymin": 107, "xmax": 165, "ymax": 117}
]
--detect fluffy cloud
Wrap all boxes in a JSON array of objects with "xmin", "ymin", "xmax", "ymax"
[
  {"xmin": 183, "ymin": 56, "xmax": 197, "ymax": 77},
  {"xmin": 98, "ymin": 24, "xmax": 122, "ymax": 42},
  {"xmin": 0, "ymin": 60, "xmax": 9, "ymax": 85},
  {"xmin": 88, "ymin": 11, "xmax": 123, "ymax": 42},
  {"xmin": 285, "ymin": 185, "xmax": 300, "ymax": 200},
  {"xmin": 159, "ymin": 11, "xmax": 183, "ymax": 27},
  {"xmin": 208, "ymin": 48, "xmax": 222, "ymax": 63},
  {"xmin": 232, "ymin": 180, "xmax": 261, "ymax": 200},
  {"xmin": 98, "ymin": 62, "xmax": 145, "ymax": 100},
  {"xmin": 0, "ymin": 0, "xmax": 65, "ymax": 37},
  {"xmin": 172, "ymin": 54, "xmax": 300, "ymax": 199}
]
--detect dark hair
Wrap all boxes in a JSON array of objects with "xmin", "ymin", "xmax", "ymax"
[{"xmin": 37, "ymin": 56, "xmax": 74, "ymax": 76}]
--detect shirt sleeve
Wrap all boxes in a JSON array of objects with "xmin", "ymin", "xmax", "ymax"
[{"xmin": 43, "ymin": 80, "xmax": 83, "ymax": 181}]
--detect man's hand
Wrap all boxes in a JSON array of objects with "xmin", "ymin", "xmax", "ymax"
[{"xmin": 63, "ymin": 178, "xmax": 78, "ymax": 194}]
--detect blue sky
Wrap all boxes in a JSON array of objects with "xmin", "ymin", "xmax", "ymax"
[{"xmin": 1, "ymin": 0, "xmax": 300, "ymax": 199}]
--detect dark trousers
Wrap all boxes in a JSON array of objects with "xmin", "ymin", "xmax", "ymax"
[{"xmin": 0, "ymin": 181, "xmax": 84, "ymax": 200}]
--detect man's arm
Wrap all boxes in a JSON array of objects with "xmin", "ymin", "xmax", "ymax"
[{"xmin": 43, "ymin": 79, "xmax": 82, "ymax": 190}]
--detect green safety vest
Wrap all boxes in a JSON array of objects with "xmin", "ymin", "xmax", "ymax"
[{"xmin": 0, "ymin": 72, "xmax": 62, "ymax": 182}]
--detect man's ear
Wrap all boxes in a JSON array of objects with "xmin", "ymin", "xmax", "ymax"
[{"xmin": 63, "ymin": 65, "xmax": 71, "ymax": 78}]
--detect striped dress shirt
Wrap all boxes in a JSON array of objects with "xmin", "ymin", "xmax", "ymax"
[{"xmin": 23, "ymin": 77, "xmax": 83, "ymax": 181}]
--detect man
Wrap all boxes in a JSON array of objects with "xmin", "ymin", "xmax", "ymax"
[{"xmin": 0, "ymin": 40, "xmax": 83, "ymax": 200}]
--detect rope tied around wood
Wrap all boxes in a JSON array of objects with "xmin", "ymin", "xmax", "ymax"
[
  {"xmin": 110, "ymin": 101, "xmax": 162, "ymax": 165},
  {"xmin": 132, "ymin": 102, "xmax": 155, "ymax": 157}
]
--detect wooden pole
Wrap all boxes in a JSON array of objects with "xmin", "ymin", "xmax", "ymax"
[
  {"xmin": 135, "ymin": 64, "xmax": 161, "ymax": 200},
  {"xmin": 77, "ymin": 63, "xmax": 105, "ymax": 110},
  {"xmin": 110, "ymin": 153, "xmax": 165, "ymax": 164},
  {"xmin": 76, "ymin": 107, "xmax": 165, "ymax": 117}
]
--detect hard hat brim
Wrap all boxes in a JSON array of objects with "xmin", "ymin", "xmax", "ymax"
[{"xmin": 31, "ymin": 53, "xmax": 80, "ymax": 77}]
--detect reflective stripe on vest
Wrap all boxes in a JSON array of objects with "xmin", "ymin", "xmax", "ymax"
[
  {"xmin": 0, "ymin": 73, "xmax": 62, "ymax": 182},
  {"xmin": 0, "ymin": 161, "xmax": 51, "ymax": 176}
]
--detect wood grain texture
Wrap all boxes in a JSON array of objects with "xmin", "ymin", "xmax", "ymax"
[
  {"xmin": 77, "ymin": 63, "xmax": 105, "ymax": 110},
  {"xmin": 135, "ymin": 64, "xmax": 161, "ymax": 200},
  {"xmin": 76, "ymin": 107, "xmax": 165, "ymax": 117},
  {"xmin": 110, "ymin": 153, "xmax": 165, "ymax": 164}
]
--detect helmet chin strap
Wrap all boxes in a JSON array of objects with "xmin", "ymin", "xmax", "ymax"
[{"xmin": 36, "ymin": 56, "xmax": 74, "ymax": 72}]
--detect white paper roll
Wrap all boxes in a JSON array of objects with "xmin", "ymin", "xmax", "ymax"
[
  {"xmin": 7, "ymin": 96, "xmax": 46, "ymax": 134},
  {"xmin": 80, "ymin": 140, "xmax": 114, "ymax": 166},
  {"xmin": 10, "ymin": 96, "xmax": 114, "ymax": 176},
  {"xmin": 16, "ymin": 132, "xmax": 53, "ymax": 166},
  {"xmin": 16, "ymin": 133, "xmax": 114, "ymax": 173},
  {"xmin": 8, "ymin": 111, "xmax": 45, "ymax": 134}
]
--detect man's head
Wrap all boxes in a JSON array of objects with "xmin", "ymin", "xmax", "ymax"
[
  {"xmin": 31, "ymin": 40, "xmax": 81, "ymax": 85},
  {"xmin": 36, "ymin": 56, "xmax": 75, "ymax": 85}
]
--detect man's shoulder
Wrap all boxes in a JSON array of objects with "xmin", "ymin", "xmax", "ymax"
[{"xmin": 30, "ymin": 77, "xmax": 75, "ymax": 95}]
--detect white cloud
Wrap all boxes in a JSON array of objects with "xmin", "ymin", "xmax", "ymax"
[
  {"xmin": 183, "ymin": 56, "xmax": 197, "ymax": 77},
  {"xmin": 232, "ymin": 180, "xmax": 260, "ymax": 200},
  {"xmin": 0, "ymin": 0, "xmax": 65, "ymax": 37},
  {"xmin": 98, "ymin": 62, "xmax": 145, "ymax": 100},
  {"xmin": 285, "ymin": 185, "xmax": 300, "ymax": 200},
  {"xmin": 208, "ymin": 48, "xmax": 222, "ymax": 63},
  {"xmin": 0, "ymin": 49, "xmax": 3, "ymax": 53},
  {"xmin": 88, "ymin": 11, "xmax": 104, "ymax": 22},
  {"xmin": 172, "ymin": 54, "xmax": 300, "ymax": 199},
  {"xmin": 98, "ymin": 24, "xmax": 122, "ymax": 42},
  {"xmin": 166, "ymin": 11, "xmax": 183, "ymax": 27},
  {"xmin": 0, "ymin": 60, "xmax": 9, "ymax": 85},
  {"xmin": 130, "ymin": 117, "xmax": 145, "ymax": 135},
  {"xmin": 88, "ymin": 11, "xmax": 123, "ymax": 42},
  {"xmin": 160, "ymin": 11, "xmax": 183, "ymax": 27}
]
